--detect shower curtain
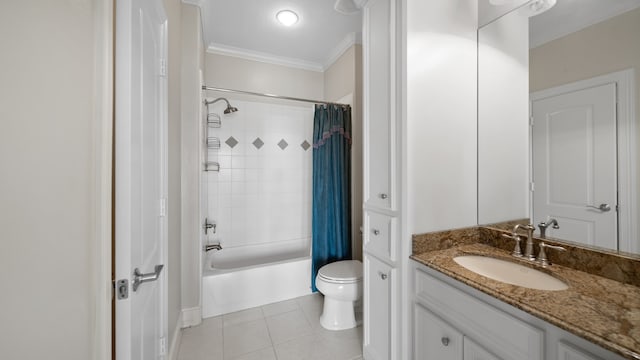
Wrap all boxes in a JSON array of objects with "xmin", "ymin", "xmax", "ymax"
[{"xmin": 311, "ymin": 104, "xmax": 352, "ymax": 292}]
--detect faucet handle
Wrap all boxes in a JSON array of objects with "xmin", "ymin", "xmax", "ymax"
[
  {"xmin": 537, "ymin": 242, "xmax": 566, "ymax": 267},
  {"xmin": 502, "ymin": 233, "xmax": 523, "ymax": 257}
]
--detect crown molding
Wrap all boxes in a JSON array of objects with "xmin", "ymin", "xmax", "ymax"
[
  {"xmin": 206, "ymin": 43, "xmax": 325, "ymax": 72},
  {"xmin": 531, "ymin": 3, "xmax": 640, "ymax": 48},
  {"xmin": 323, "ymin": 32, "xmax": 362, "ymax": 70},
  {"xmin": 181, "ymin": 0, "xmax": 204, "ymax": 7}
]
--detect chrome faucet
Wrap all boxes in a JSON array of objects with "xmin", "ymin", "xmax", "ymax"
[
  {"xmin": 537, "ymin": 218, "xmax": 559, "ymax": 238},
  {"xmin": 203, "ymin": 218, "xmax": 216, "ymax": 235},
  {"xmin": 513, "ymin": 224, "xmax": 536, "ymax": 260},
  {"xmin": 537, "ymin": 242, "xmax": 566, "ymax": 267},
  {"xmin": 501, "ymin": 231, "xmax": 523, "ymax": 257},
  {"xmin": 204, "ymin": 243, "xmax": 222, "ymax": 252}
]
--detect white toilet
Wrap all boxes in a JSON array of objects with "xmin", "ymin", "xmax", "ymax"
[{"xmin": 315, "ymin": 260, "xmax": 363, "ymax": 330}]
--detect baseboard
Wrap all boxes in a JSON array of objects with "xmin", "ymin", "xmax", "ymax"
[
  {"xmin": 181, "ymin": 306, "xmax": 202, "ymax": 328},
  {"xmin": 168, "ymin": 312, "xmax": 183, "ymax": 360}
]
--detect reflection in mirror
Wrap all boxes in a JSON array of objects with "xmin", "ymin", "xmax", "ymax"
[{"xmin": 479, "ymin": 0, "xmax": 640, "ymax": 254}]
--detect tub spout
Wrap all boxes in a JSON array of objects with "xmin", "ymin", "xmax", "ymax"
[{"xmin": 204, "ymin": 243, "xmax": 222, "ymax": 252}]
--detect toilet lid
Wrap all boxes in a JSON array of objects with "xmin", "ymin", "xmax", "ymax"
[{"xmin": 318, "ymin": 260, "xmax": 362, "ymax": 282}]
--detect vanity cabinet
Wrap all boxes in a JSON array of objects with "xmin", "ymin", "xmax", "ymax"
[
  {"xmin": 557, "ymin": 342, "xmax": 603, "ymax": 360},
  {"xmin": 414, "ymin": 266, "xmax": 543, "ymax": 360},
  {"xmin": 413, "ymin": 262, "xmax": 627, "ymax": 360},
  {"xmin": 415, "ymin": 305, "xmax": 463, "ymax": 359},
  {"xmin": 416, "ymin": 304, "xmax": 501, "ymax": 360}
]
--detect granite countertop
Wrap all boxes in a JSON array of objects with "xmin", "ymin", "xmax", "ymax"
[{"xmin": 411, "ymin": 243, "xmax": 640, "ymax": 360}]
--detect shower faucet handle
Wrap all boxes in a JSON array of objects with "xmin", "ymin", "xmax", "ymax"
[{"xmin": 203, "ymin": 218, "xmax": 216, "ymax": 235}]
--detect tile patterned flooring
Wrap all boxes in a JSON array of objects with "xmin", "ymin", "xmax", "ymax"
[{"xmin": 177, "ymin": 293, "xmax": 363, "ymax": 360}]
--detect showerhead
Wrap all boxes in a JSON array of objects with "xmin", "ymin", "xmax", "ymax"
[
  {"xmin": 224, "ymin": 105, "xmax": 238, "ymax": 114},
  {"xmin": 205, "ymin": 97, "xmax": 239, "ymax": 114}
]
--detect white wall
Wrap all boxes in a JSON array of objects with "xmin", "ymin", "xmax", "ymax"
[
  {"xmin": 163, "ymin": 0, "xmax": 184, "ymax": 347},
  {"xmin": 324, "ymin": 45, "xmax": 364, "ymax": 261},
  {"xmin": 478, "ymin": 9, "xmax": 530, "ymax": 224},
  {"xmin": 180, "ymin": 3, "xmax": 205, "ymax": 326},
  {"xmin": 205, "ymin": 100, "xmax": 314, "ymax": 250},
  {"xmin": 205, "ymin": 53, "xmax": 324, "ymax": 100},
  {"xmin": 0, "ymin": 1, "xmax": 107, "ymax": 359},
  {"xmin": 405, "ymin": 0, "xmax": 478, "ymax": 234},
  {"xmin": 402, "ymin": 2, "xmax": 479, "ymax": 358}
]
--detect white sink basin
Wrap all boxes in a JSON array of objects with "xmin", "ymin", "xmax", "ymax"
[{"xmin": 453, "ymin": 255, "xmax": 568, "ymax": 291}]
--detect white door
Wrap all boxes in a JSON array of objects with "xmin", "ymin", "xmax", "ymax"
[
  {"xmin": 531, "ymin": 83, "xmax": 617, "ymax": 249},
  {"xmin": 115, "ymin": 0, "xmax": 168, "ymax": 359}
]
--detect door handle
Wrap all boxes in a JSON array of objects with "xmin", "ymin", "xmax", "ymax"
[
  {"xmin": 133, "ymin": 264, "xmax": 164, "ymax": 291},
  {"xmin": 586, "ymin": 204, "xmax": 611, "ymax": 212}
]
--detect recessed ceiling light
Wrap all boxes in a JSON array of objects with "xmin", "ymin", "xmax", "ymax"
[
  {"xmin": 519, "ymin": 0, "xmax": 557, "ymax": 17},
  {"xmin": 276, "ymin": 10, "xmax": 298, "ymax": 27}
]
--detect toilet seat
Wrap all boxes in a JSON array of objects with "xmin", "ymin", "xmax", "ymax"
[{"xmin": 317, "ymin": 260, "xmax": 362, "ymax": 283}]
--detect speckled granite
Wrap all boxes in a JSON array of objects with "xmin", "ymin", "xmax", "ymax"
[
  {"xmin": 411, "ymin": 243, "xmax": 640, "ymax": 360},
  {"xmin": 412, "ymin": 226, "xmax": 479, "ymax": 254},
  {"xmin": 479, "ymin": 227, "xmax": 640, "ymax": 287}
]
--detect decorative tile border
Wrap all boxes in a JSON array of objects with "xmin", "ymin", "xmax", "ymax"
[
  {"xmin": 277, "ymin": 139, "xmax": 288, "ymax": 150},
  {"xmin": 252, "ymin": 137, "xmax": 264, "ymax": 149},
  {"xmin": 225, "ymin": 136, "xmax": 238, "ymax": 148},
  {"xmin": 221, "ymin": 135, "xmax": 312, "ymax": 151}
]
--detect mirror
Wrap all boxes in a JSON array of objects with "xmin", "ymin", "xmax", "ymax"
[{"xmin": 478, "ymin": 0, "xmax": 640, "ymax": 254}]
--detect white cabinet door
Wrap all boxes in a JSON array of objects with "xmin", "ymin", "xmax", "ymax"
[
  {"xmin": 464, "ymin": 337, "xmax": 501, "ymax": 360},
  {"xmin": 363, "ymin": 255, "xmax": 394, "ymax": 360},
  {"xmin": 364, "ymin": 212, "xmax": 397, "ymax": 261},
  {"xmin": 557, "ymin": 342, "xmax": 603, "ymax": 360},
  {"xmin": 363, "ymin": 0, "xmax": 397, "ymax": 211},
  {"xmin": 415, "ymin": 304, "xmax": 463, "ymax": 360}
]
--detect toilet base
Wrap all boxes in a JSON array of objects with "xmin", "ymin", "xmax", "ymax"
[{"xmin": 319, "ymin": 297, "xmax": 357, "ymax": 330}]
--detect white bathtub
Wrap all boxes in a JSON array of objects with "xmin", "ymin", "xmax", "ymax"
[{"xmin": 202, "ymin": 239, "xmax": 312, "ymax": 318}]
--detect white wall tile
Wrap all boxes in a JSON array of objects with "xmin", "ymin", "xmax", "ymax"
[
  {"xmin": 203, "ymin": 99, "xmax": 313, "ymax": 248},
  {"xmin": 231, "ymin": 168, "xmax": 246, "ymax": 182}
]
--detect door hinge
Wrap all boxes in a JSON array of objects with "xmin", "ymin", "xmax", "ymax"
[
  {"xmin": 159, "ymin": 58, "xmax": 167, "ymax": 77},
  {"xmin": 115, "ymin": 279, "xmax": 129, "ymax": 300},
  {"xmin": 159, "ymin": 198, "xmax": 167, "ymax": 217},
  {"xmin": 160, "ymin": 337, "xmax": 167, "ymax": 355},
  {"xmin": 529, "ymin": 182, "xmax": 535, "ymax": 192},
  {"xmin": 529, "ymin": 116, "xmax": 534, "ymax": 127}
]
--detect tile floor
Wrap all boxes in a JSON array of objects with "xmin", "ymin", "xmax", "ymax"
[{"xmin": 177, "ymin": 293, "xmax": 363, "ymax": 360}]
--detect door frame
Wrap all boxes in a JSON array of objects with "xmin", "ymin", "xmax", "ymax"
[
  {"xmin": 92, "ymin": 0, "xmax": 115, "ymax": 359},
  {"xmin": 530, "ymin": 68, "xmax": 637, "ymax": 253}
]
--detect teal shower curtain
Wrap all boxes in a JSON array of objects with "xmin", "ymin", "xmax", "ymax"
[{"xmin": 311, "ymin": 104, "xmax": 352, "ymax": 292}]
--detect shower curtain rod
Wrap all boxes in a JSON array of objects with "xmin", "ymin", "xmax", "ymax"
[{"xmin": 202, "ymin": 86, "xmax": 350, "ymax": 107}]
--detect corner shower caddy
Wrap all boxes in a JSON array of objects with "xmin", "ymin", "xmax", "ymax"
[{"xmin": 204, "ymin": 102, "xmax": 221, "ymax": 172}]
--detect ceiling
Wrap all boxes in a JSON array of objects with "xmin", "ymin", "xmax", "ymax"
[
  {"xmin": 192, "ymin": 0, "xmax": 640, "ymax": 69},
  {"xmin": 197, "ymin": 0, "xmax": 363, "ymax": 72},
  {"xmin": 529, "ymin": 0, "xmax": 640, "ymax": 48}
]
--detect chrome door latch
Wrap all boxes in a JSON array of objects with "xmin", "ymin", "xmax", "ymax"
[
  {"xmin": 586, "ymin": 203, "xmax": 611, "ymax": 212},
  {"xmin": 133, "ymin": 264, "xmax": 164, "ymax": 292},
  {"xmin": 116, "ymin": 279, "xmax": 129, "ymax": 300}
]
